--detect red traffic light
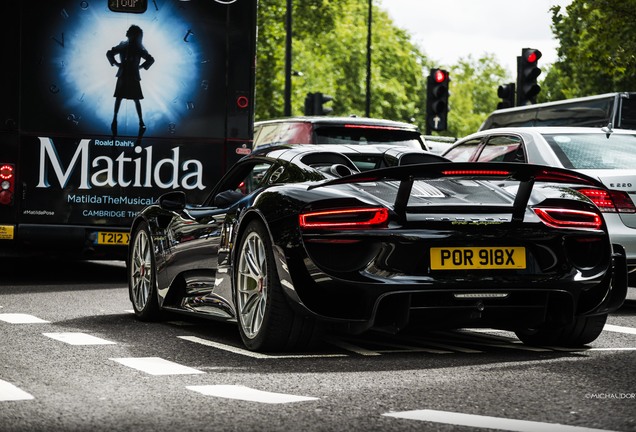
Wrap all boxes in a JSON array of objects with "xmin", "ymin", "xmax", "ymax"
[
  {"xmin": 524, "ymin": 49, "xmax": 542, "ymax": 64},
  {"xmin": 434, "ymin": 69, "xmax": 447, "ymax": 83}
]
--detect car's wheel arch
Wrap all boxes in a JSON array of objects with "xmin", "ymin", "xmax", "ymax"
[{"xmin": 230, "ymin": 208, "xmax": 305, "ymax": 309}]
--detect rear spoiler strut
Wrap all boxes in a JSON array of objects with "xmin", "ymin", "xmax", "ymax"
[{"xmin": 310, "ymin": 162, "xmax": 608, "ymax": 223}]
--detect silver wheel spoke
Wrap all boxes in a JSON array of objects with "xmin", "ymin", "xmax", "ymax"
[{"xmin": 245, "ymin": 236, "xmax": 263, "ymax": 280}]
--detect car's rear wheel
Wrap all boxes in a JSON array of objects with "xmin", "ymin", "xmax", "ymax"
[
  {"xmin": 235, "ymin": 220, "xmax": 317, "ymax": 352},
  {"xmin": 515, "ymin": 314, "xmax": 607, "ymax": 347},
  {"xmin": 129, "ymin": 222, "xmax": 161, "ymax": 320}
]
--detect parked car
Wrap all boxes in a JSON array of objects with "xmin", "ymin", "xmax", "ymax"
[
  {"xmin": 251, "ymin": 143, "xmax": 449, "ymax": 170},
  {"xmin": 253, "ymin": 116, "xmax": 427, "ymax": 151},
  {"xmin": 421, "ymin": 134, "xmax": 457, "ymax": 155},
  {"xmin": 128, "ymin": 144, "xmax": 627, "ymax": 352},
  {"xmin": 442, "ymin": 126, "xmax": 636, "ymax": 284}
]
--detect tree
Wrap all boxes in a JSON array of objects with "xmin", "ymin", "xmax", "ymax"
[
  {"xmin": 544, "ymin": 0, "xmax": 636, "ymax": 99},
  {"xmin": 255, "ymin": 1, "xmax": 511, "ymax": 137},
  {"xmin": 446, "ymin": 54, "xmax": 510, "ymax": 137},
  {"xmin": 255, "ymin": 0, "xmax": 430, "ymax": 127}
]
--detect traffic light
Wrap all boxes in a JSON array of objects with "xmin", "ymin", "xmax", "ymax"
[
  {"xmin": 304, "ymin": 92, "xmax": 334, "ymax": 116},
  {"xmin": 304, "ymin": 93, "xmax": 316, "ymax": 115},
  {"xmin": 516, "ymin": 48, "xmax": 542, "ymax": 106},
  {"xmin": 314, "ymin": 92, "xmax": 333, "ymax": 115},
  {"xmin": 497, "ymin": 83, "xmax": 516, "ymax": 109},
  {"xmin": 426, "ymin": 68, "xmax": 449, "ymax": 133}
]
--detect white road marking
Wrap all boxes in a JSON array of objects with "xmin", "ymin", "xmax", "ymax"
[
  {"xmin": 588, "ymin": 347, "xmax": 636, "ymax": 351},
  {"xmin": 178, "ymin": 336, "xmax": 347, "ymax": 359},
  {"xmin": 351, "ymin": 339, "xmax": 453, "ymax": 355},
  {"xmin": 326, "ymin": 339, "xmax": 381, "ymax": 356},
  {"xmin": 43, "ymin": 333, "xmax": 116, "ymax": 345},
  {"xmin": 604, "ymin": 324, "xmax": 636, "ymax": 335},
  {"xmin": 395, "ymin": 336, "xmax": 483, "ymax": 353},
  {"xmin": 455, "ymin": 329, "xmax": 519, "ymax": 342},
  {"xmin": 111, "ymin": 357, "xmax": 205, "ymax": 375},
  {"xmin": 462, "ymin": 328, "xmax": 514, "ymax": 336},
  {"xmin": 474, "ymin": 342, "xmax": 553, "ymax": 352},
  {"xmin": 0, "ymin": 313, "xmax": 49, "ymax": 324},
  {"xmin": 0, "ymin": 379, "xmax": 34, "ymax": 401},
  {"xmin": 186, "ymin": 385, "xmax": 319, "ymax": 404},
  {"xmin": 383, "ymin": 409, "xmax": 619, "ymax": 432}
]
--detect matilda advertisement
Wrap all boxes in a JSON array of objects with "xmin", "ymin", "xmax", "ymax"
[{"xmin": 15, "ymin": 0, "xmax": 254, "ymax": 227}]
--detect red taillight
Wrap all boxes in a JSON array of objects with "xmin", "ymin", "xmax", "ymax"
[
  {"xmin": 609, "ymin": 190, "xmax": 636, "ymax": 213},
  {"xmin": 534, "ymin": 208, "xmax": 603, "ymax": 230},
  {"xmin": 299, "ymin": 207, "xmax": 389, "ymax": 229},
  {"xmin": 0, "ymin": 164, "xmax": 14, "ymax": 180},
  {"xmin": 576, "ymin": 188, "xmax": 636, "ymax": 213},
  {"xmin": 236, "ymin": 95, "xmax": 249, "ymax": 109},
  {"xmin": 0, "ymin": 164, "xmax": 15, "ymax": 206}
]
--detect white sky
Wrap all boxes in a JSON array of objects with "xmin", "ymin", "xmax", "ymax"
[{"xmin": 378, "ymin": 0, "xmax": 573, "ymax": 77}]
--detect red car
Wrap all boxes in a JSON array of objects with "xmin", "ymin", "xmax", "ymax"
[{"xmin": 253, "ymin": 116, "xmax": 427, "ymax": 151}]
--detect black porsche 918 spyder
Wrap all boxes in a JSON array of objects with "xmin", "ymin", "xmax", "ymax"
[{"xmin": 127, "ymin": 144, "xmax": 627, "ymax": 352}]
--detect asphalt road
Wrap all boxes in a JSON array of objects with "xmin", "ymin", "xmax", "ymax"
[{"xmin": 1, "ymin": 259, "xmax": 635, "ymax": 432}]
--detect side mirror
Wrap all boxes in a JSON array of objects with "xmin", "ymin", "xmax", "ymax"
[{"xmin": 158, "ymin": 191, "xmax": 186, "ymax": 211}]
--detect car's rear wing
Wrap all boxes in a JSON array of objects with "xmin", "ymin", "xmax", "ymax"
[{"xmin": 310, "ymin": 162, "xmax": 608, "ymax": 224}]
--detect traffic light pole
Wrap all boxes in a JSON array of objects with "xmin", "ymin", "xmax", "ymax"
[{"xmin": 365, "ymin": 0, "xmax": 372, "ymax": 117}]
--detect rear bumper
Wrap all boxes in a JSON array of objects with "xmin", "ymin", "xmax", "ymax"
[{"xmin": 277, "ymin": 246, "xmax": 627, "ymax": 335}]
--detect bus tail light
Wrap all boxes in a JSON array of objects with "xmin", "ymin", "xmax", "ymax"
[{"xmin": 0, "ymin": 164, "xmax": 15, "ymax": 206}]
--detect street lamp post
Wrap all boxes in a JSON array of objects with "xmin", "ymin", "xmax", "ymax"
[
  {"xmin": 366, "ymin": 0, "xmax": 372, "ymax": 117},
  {"xmin": 284, "ymin": 0, "xmax": 292, "ymax": 116}
]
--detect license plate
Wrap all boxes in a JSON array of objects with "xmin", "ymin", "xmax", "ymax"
[
  {"xmin": 96, "ymin": 231, "xmax": 130, "ymax": 245},
  {"xmin": 430, "ymin": 246, "xmax": 526, "ymax": 270},
  {"xmin": 0, "ymin": 225, "xmax": 14, "ymax": 240}
]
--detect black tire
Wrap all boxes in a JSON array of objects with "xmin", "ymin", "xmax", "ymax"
[
  {"xmin": 515, "ymin": 314, "xmax": 607, "ymax": 347},
  {"xmin": 128, "ymin": 221, "xmax": 162, "ymax": 321},
  {"xmin": 234, "ymin": 220, "xmax": 318, "ymax": 352}
]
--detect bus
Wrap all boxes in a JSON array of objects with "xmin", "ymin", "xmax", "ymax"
[
  {"xmin": 479, "ymin": 92, "xmax": 636, "ymax": 131},
  {"xmin": 0, "ymin": 0, "xmax": 257, "ymax": 259}
]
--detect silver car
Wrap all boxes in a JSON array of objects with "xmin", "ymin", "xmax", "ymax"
[{"xmin": 443, "ymin": 126, "xmax": 636, "ymax": 285}]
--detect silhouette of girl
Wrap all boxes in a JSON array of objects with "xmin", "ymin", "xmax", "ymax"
[{"xmin": 106, "ymin": 25, "xmax": 155, "ymax": 136}]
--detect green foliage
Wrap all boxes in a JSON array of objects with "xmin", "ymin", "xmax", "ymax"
[
  {"xmin": 544, "ymin": 0, "xmax": 636, "ymax": 99},
  {"xmin": 256, "ymin": 0, "xmax": 430, "ymax": 126},
  {"xmin": 255, "ymin": 1, "xmax": 511, "ymax": 137},
  {"xmin": 255, "ymin": 0, "xmax": 636, "ymax": 139},
  {"xmin": 448, "ymin": 55, "xmax": 510, "ymax": 137}
]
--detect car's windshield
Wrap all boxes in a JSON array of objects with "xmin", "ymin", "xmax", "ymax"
[{"xmin": 542, "ymin": 133, "xmax": 636, "ymax": 169}]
